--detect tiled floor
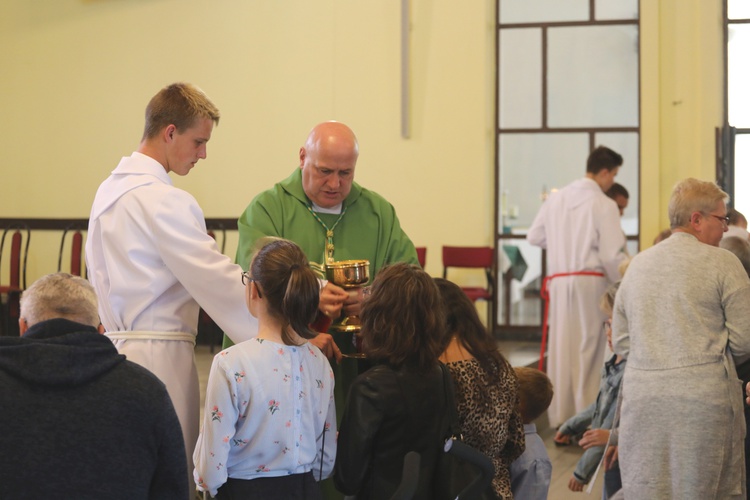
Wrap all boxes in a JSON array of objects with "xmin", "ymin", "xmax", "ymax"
[{"xmin": 195, "ymin": 341, "xmax": 604, "ymax": 500}]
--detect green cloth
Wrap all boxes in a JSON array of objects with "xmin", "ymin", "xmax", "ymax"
[
  {"xmin": 226, "ymin": 168, "xmax": 418, "ymax": 499},
  {"xmin": 234, "ymin": 168, "xmax": 418, "ymax": 272}
]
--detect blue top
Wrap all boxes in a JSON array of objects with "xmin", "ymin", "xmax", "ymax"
[
  {"xmin": 559, "ymin": 354, "xmax": 626, "ymax": 483},
  {"xmin": 193, "ymin": 338, "xmax": 337, "ymax": 496},
  {"xmin": 510, "ymin": 423, "xmax": 552, "ymax": 500}
]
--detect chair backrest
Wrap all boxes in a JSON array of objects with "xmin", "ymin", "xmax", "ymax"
[
  {"xmin": 58, "ymin": 226, "xmax": 85, "ymax": 277},
  {"xmin": 442, "ymin": 246, "xmax": 493, "ymax": 270},
  {"xmin": 1, "ymin": 226, "xmax": 30, "ymax": 290},
  {"xmin": 207, "ymin": 224, "xmax": 227, "ymax": 254},
  {"xmin": 70, "ymin": 231, "xmax": 83, "ymax": 276},
  {"xmin": 415, "ymin": 247, "xmax": 427, "ymax": 268}
]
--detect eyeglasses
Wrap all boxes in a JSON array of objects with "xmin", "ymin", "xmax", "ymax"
[
  {"xmin": 706, "ymin": 213, "xmax": 730, "ymax": 227},
  {"xmin": 241, "ymin": 272, "xmax": 262, "ymax": 298}
]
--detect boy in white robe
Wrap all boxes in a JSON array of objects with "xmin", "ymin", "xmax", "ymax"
[
  {"xmin": 527, "ymin": 146, "xmax": 628, "ymax": 427},
  {"xmin": 86, "ymin": 83, "xmax": 259, "ymax": 493}
]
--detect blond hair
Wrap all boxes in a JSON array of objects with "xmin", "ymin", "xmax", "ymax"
[
  {"xmin": 668, "ymin": 178, "xmax": 729, "ymax": 229},
  {"xmin": 142, "ymin": 83, "xmax": 220, "ymax": 140}
]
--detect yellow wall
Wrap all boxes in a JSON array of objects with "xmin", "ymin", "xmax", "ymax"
[
  {"xmin": 0, "ymin": 0, "xmax": 498, "ymax": 282},
  {"xmin": 640, "ymin": 0, "xmax": 724, "ymax": 247},
  {"xmin": 0, "ymin": 0, "xmax": 727, "ymax": 283}
]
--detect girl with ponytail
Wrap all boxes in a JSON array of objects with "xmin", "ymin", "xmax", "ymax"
[{"xmin": 194, "ymin": 238, "xmax": 336, "ymax": 499}]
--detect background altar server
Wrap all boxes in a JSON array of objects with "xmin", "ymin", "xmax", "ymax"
[
  {"xmin": 527, "ymin": 146, "xmax": 628, "ymax": 427},
  {"xmin": 86, "ymin": 82, "xmax": 258, "ymax": 493}
]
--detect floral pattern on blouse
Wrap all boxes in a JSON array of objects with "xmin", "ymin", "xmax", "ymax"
[{"xmin": 193, "ymin": 337, "xmax": 337, "ymax": 497}]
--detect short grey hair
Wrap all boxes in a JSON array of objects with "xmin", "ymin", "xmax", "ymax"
[
  {"xmin": 668, "ymin": 178, "xmax": 729, "ymax": 229},
  {"xmin": 20, "ymin": 273, "xmax": 100, "ymax": 328}
]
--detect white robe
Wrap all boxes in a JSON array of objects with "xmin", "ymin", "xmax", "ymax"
[
  {"xmin": 527, "ymin": 177, "xmax": 626, "ymax": 427},
  {"xmin": 86, "ymin": 152, "xmax": 258, "ymax": 487}
]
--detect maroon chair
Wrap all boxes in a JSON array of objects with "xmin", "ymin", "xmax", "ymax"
[
  {"xmin": 442, "ymin": 246, "xmax": 494, "ymax": 327},
  {"xmin": 416, "ymin": 246, "xmax": 427, "ymax": 268},
  {"xmin": 0, "ymin": 226, "xmax": 30, "ymax": 336},
  {"xmin": 58, "ymin": 226, "xmax": 85, "ymax": 277}
]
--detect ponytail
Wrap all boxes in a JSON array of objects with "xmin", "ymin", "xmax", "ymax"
[
  {"xmin": 250, "ymin": 238, "xmax": 321, "ymax": 346},
  {"xmin": 281, "ymin": 264, "xmax": 320, "ymax": 343}
]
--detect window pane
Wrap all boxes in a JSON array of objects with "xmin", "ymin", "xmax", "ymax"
[
  {"xmin": 594, "ymin": 132, "xmax": 639, "ymax": 236},
  {"xmin": 734, "ymin": 134, "xmax": 750, "ymax": 218},
  {"xmin": 497, "ymin": 240, "xmax": 542, "ymax": 326},
  {"xmin": 595, "ymin": 0, "xmax": 638, "ymax": 20},
  {"xmin": 499, "ymin": 29, "xmax": 542, "ymax": 129},
  {"xmin": 729, "ymin": 0, "xmax": 750, "ymax": 20},
  {"xmin": 498, "ymin": 133, "xmax": 589, "ymax": 232},
  {"xmin": 728, "ymin": 25, "xmax": 750, "ymax": 127},
  {"xmin": 548, "ymin": 25, "xmax": 639, "ymax": 127},
  {"xmin": 499, "ymin": 0, "xmax": 588, "ymax": 24}
]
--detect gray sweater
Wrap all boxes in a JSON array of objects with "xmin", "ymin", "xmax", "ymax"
[{"xmin": 613, "ymin": 232, "xmax": 750, "ymax": 499}]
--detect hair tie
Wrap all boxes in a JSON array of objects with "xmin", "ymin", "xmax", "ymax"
[{"xmin": 290, "ymin": 264, "xmax": 300, "ymax": 271}]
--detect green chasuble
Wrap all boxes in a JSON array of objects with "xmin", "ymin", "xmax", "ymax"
[
  {"xmin": 226, "ymin": 169, "xmax": 418, "ymax": 498},
  {"xmin": 233, "ymin": 168, "xmax": 418, "ymax": 274}
]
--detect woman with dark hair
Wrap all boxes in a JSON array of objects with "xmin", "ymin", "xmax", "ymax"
[
  {"xmin": 194, "ymin": 238, "xmax": 336, "ymax": 499},
  {"xmin": 334, "ymin": 263, "xmax": 450, "ymax": 499},
  {"xmin": 435, "ymin": 278, "xmax": 525, "ymax": 499}
]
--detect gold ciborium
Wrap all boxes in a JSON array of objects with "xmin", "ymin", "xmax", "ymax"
[{"xmin": 325, "ymin": 259, "xmax": 370, "ymax": 334}]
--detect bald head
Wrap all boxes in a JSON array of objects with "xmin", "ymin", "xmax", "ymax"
[
  {"xmin": 305, "ymin": 122, "xmax": 359, "ymax": 154},
  {"xmin": 300, "ymin": 121, "xmax": 360, "ymax": 209}
]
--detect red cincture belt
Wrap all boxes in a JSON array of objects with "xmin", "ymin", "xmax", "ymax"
[{"xmin": 538, "ymin": 271, "xmax": 604, "ymax": 371}]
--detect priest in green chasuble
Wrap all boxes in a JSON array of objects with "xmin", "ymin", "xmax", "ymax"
[{"xmin": 226, "ymin": 119, "xmax": 418, "ymax": 418}]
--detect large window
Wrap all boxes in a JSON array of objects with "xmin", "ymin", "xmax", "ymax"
[
  {"xmin": 723, "ymin": 1, "xmax": 750, "ymax": 214},
  {"xmin": 495, "ymin": 0, "xmax": 640, "ymax": 336}
]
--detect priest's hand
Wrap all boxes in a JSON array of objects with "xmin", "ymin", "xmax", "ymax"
[
  {"xmin": 342, "ymin": 287, "xmax": 370, "ymax": 316},
  {"xmin": 310, "ymin": 333, "xmax": 342, "ymax": 363},
  {"xmin": 319, "ymin": 282, "xmax": 349, "ymax": 318}
]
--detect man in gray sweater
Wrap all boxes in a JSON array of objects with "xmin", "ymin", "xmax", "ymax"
[{"xmin": 0, "ymin": 273, "xmax": 187, "ymax": 499}]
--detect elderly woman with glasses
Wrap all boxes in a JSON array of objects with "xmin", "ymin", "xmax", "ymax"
[{"xmin": 612, "ymin": 178, "xmax": 750, "ymax": 499}]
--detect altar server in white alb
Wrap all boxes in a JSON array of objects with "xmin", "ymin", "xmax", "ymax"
[
  {"xmin": 527, "ymin": 146, "xmax": 628, "ymax": 427},
  {"xmin": 86, "ymin": 83, "xmax": 258, "ymax": 490}
]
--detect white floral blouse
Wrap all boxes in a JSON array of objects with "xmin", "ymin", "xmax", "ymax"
[{"xmin": 193, "ymin": 337, "xmax": 337, "ymax": 496}]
